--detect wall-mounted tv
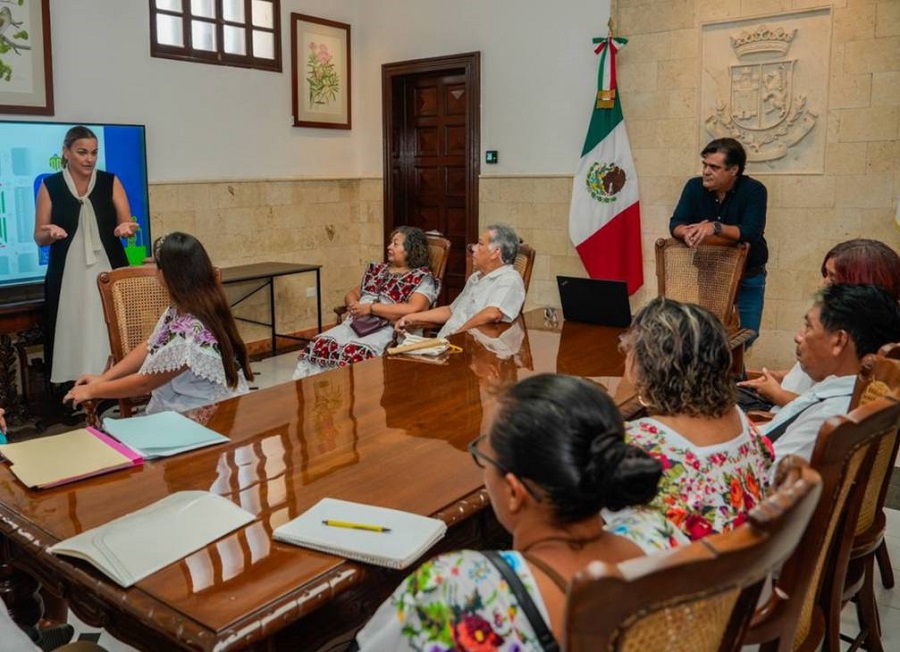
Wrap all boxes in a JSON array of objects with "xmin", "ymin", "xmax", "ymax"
[{"xmin": 0, "ymin": 120, "xmax": 151, "ymax": 290}]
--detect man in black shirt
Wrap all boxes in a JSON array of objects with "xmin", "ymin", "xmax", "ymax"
[{"xmin": 670, "ymin": 138, "xmax": 768, "ymax": 345}]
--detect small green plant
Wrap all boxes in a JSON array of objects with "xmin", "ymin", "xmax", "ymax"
[{"xmin": 306, "ymin": 41, "xmax": 340, "ymax": 107}]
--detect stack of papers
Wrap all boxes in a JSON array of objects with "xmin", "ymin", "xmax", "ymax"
[
  {"xmin": 273, "ymin": 498, "xmax": 447, "ymax": 569},
  {"xmin": 103, "ymin": 411, "xmax": 229, "ymax": 459},
  {"xmin": 49, "ymin": 491, "xmax": 255, "ymax": 587},
  {"xmin": 0, "ymin": 428, "xmax": 143, "ymax": 489}
]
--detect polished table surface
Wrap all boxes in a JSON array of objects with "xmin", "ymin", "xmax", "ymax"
[{"xmin": 0, "ymin": 309, "xmax": 632, "ymax": 651}]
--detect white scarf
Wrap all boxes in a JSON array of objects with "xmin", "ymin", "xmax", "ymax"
[{"xmin": 62, "ymin": 166, "xmax": 102, "ymax": 266}]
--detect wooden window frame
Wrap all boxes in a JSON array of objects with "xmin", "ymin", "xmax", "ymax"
[{"xmin": 149, "ymin": 0, "xmax": 282, "ymax": 72}]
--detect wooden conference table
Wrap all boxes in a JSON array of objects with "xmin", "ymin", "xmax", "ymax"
[{"xmin": 0, "ymin": 310, "xmax": 634, "ymax": 651}]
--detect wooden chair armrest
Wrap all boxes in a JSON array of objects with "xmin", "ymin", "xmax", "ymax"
[
  {"xmin": 745, "ymin": 370, "xmax": 764, "ymax": 381},
  {"xmin": 333, "ymin": 304, "xmax": 348, "ymax": 326},
  {"xmin": 743, "ymin": 586, "xmax": 790, "ymax": 644},
  {"xmin": 83, "ymin": 400, "xmax": 101, "ymax": 429}
]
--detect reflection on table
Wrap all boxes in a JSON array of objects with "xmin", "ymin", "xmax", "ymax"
[{"xmin": 0, "ymin": 308, "xmax": 632, "ymax": 651}]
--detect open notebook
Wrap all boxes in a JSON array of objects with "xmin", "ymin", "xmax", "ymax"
[
  {"xmin": 273, "ymin": 498, "xmax": 447, "ymax": 570},
  {"xmin": 103, "ymin": 411, "xmax": 229, "ymax": 459},
  {"xmin": 0, "ymin": 427, "xmax": 142, "ymax": 489},
  {"xmin": 49, "ymin": 491, "xmax": 255, "ymax": 588}
]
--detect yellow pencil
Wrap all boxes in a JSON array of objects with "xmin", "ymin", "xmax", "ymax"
[{"xmin": 321, "ymin": 519, "xmax": 392, "ymax": 533}]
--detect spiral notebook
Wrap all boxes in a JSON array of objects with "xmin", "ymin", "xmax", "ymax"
[{"xmin": 273, "ymin": 498, "xmax": 447, "ymax": 570}]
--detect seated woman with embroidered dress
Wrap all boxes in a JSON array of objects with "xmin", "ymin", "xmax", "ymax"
[
  {"xmin": 354, "ymin": 373, "xmax": 663, "ymax": 651},
  {"xmin": 63, "ymin": 232, "xmax": 253, "ymax": 414},
  {"xmin": 605, "ymin": 298, "xmax": 774, "ymax": 549},
  {"xmin": 293, "ymin": 226, "xmax": 438, "ymax": 379}
]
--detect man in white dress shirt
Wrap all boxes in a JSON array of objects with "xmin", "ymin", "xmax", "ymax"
[
  {"xmin": 766, "ymin": 283, "xmax": 900, "ymax": 462},
  {"xmin": 397, "ymin": 224, "xmax": 526, "ymax": 338}
]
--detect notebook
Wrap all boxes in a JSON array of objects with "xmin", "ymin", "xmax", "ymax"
[
  {"xmin": 103, "ymin": 411, "xmax": 229, "ymax": 459},
  {"xmin": 49, "ymin": 491, "xmax": 256, "ymax": 588},
  {"xmin": 273, "ymin": 498, "xmax": 447, "ymax": 570},
  {"xmin": 0, "ymin": 427, "xmax": 143, "ymax": 489},
  {"xmin": 556, "ymin": 276, "xmax": 632, "ymax": 327}
]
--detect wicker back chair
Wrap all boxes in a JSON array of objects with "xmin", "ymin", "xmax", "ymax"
[
  {"xmin": 565, "ymin": 458, "xmax": 822, "ymax": 652},
  {"xmin": 96, "ymin": 266, "xmax": 171, "ymax": 418},
  {"xmin": 655, "ymin": 237, "xmax": 754, "ymax": 372},
  {"xmin": 834, "ymin": 343, "xmax": 900, "ymax": 652},
  {"xmin": 464, "ymin": 241, "xmax": 536, "ymax": 293},
  {"xmin": 744, "ymin": 390, "xmax": 900, "ymax": 652},
  {"xmin": 425, "ymin": 233, "xmax": 452, "ymax": 290}
]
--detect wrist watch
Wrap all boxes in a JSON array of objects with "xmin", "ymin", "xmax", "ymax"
[{"xmin": 712, "ymin": 221, "xmax": 723, "ymax": 236}]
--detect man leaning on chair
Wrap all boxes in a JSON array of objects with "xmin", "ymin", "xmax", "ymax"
[
  {"xmin": 670, "ymin": 137, "xmax": 768, "ymax": 345},
  {"xmin": 396, "ymin": 224, "xmax": 526, "ymax": 338}
]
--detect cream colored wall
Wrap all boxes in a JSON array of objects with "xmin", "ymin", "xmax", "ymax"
[
  {"xmin": 611, "ymin": 0, "xmax": 900, "ymax": 369},
  {"xmin": 148, "ymin": 178, "xmax": 383, "ymax": 344}
]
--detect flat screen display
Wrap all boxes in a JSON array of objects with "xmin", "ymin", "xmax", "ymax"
[{"xmin": 0, "ymin": 121, "xmax": 151, "ymax": 288}]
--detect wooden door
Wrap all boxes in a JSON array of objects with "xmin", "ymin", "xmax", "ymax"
[{"xmin": 383, "ymin": 53, "xmax": 480, "ymax": 304}]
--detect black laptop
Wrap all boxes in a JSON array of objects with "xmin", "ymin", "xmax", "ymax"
[{"xmin": 556, "ymin": 276, "xmax": 632, "ymax": 327}]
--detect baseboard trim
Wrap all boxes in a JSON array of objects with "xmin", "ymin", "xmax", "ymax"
[{"xmin": 245, "ymin": 327, "xmax": 320, "ymax": 359}]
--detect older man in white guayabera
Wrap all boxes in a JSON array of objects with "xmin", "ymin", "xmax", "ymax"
[{"xmin": 396, "ymin": 224, "xmax": 526, "ymax": 338}]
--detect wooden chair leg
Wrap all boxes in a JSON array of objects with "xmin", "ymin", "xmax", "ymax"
[
  {"xmin": 875, "ymin": 540, "xmax": 894, "ymax": 589},
  {"xmin": 855, "ymin": 556, "xmax": 884, "ymax": 652}
]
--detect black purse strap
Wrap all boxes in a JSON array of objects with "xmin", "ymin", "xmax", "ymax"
[
  {"xmin": 766, "ymin": 392, "xmax": 852, "ymax": 442},
  {"xmin": 482, "ymin": 551, "xmax": 560, "ymax": 652}
]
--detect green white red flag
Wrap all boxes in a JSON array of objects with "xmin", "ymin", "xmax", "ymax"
[{"xmin": 568, "ymin": 32, "xmax": 643, "ymax": 294}]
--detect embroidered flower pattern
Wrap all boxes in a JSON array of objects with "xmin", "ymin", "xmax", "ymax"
[
  {"xmin": 148, "ymin": 308, "xmax": 221, "ymax": 356},
  {"xmin": 300, "ymin": 262, "xmax": 437, "ymax": 370},
  {"xmin": 626, "ymin": 417, "xmax": 774, "ymax": 542},
  {"xmin": 359, "ymin": 551, "xmax": 544, "ymax": 651}
]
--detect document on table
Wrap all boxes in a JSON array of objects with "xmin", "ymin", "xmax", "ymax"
[
  {"xmin": 103, "ymin": 411, "xmax": 229, "ymax": 459},
  {"xmin": 0, "ymin": 428, "xmax": 143, "ymax": 489},
  {"xmin": 49, "ymin": 491, "xmax": 255, "ymax": 588}
]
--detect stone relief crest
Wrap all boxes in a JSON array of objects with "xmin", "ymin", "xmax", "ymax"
[{"xmin": 706, "ymin": 24, "xmax": 818, "ymax": 163}]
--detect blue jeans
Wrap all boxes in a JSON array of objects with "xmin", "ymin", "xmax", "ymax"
[{"xmin": 736, "ymin": 271, "xmax": 766, "ymax": 348}]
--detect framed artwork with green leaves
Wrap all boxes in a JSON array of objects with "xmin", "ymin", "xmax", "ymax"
[
  {"xmin": 291, "ymin": 13, "xmax": 351, "ymax": 130},
  {"xmin": 0, "ymin": 0, "xmax": 53, "ymax": 115}
]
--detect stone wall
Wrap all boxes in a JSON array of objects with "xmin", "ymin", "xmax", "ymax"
[
  {"xmin": 148, "ymin": 178, "xmax": 383, "ymax": 348},
  {"xmin": 612, "ymin": 0, "xmax": 900, "ymax": 368}
]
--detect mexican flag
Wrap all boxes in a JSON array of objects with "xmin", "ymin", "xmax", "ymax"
[{"xmin": 568, "ymin": 33, "xmax": 643, "ymax": 295}]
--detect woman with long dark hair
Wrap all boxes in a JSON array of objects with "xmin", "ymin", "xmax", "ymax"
[{"xmin": 64, "ymin": 232, "xmax": 253, "ymax": 413}]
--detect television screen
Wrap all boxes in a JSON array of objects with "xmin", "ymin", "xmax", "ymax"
[{"xmin": 0, "ymin": 121, "xmax": 151, "ymax": 288}]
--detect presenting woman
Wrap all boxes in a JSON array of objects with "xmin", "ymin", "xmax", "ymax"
[
  {"xmin": 293, "ymin": 226, "xmax": 438, "ymax": 379},
  {"xmin": 608, "ymin": 298, "xmax": 774, "ymax": 546},
  {"xmin": 355, "ymin": 374, "xmax": 664, "ymax": 650},
  {"xmin": 34, "ymin": 126, "xmax": 138, "ymax": 384},
  {"xmin": 64, "ymin": 232, "xmax": 252, "ymax": 414}
]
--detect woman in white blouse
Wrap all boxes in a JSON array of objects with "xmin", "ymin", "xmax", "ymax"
[{"xmin": 64, "ymin": 232, "xmax": 253, "ymax": 413}]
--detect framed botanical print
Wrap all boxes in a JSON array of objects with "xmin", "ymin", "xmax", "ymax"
[
  {"xmin": 290, "ymin": 13, "xmax": 351, "ymax": 129},
  {"xmin": 0, "ymin": 0, "xmax": 54, "ymax": 115}
]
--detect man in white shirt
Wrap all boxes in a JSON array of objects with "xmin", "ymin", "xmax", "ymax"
[
  {"xmin": 766, "ymin": 284, "xmax": 900, "ymax": 462},
  {"xmin": 397, "ymin": 224, "xmax": 526, "ymax": 338}
]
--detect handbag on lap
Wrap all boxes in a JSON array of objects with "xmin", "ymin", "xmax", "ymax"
[{"xmin": 350, "ymin": 314, "xmax": 390, "ymax": 337}]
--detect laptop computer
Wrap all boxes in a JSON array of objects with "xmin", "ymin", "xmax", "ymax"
[{"xmin": 556, "ymin": 276, "xmax": 632, "ymax": 327}]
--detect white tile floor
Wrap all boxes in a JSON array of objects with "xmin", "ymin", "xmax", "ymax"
[{"xmin": 66, "ymin": 352, "xmax": 900, "ymax": 650}]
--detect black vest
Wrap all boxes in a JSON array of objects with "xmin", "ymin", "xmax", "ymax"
[{"xmin": 43, "ymin": 171, "xmax": 129, "ymax": 374}]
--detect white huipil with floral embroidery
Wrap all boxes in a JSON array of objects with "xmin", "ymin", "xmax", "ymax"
[{"xmin": 140, "ymin": 307, "xmax": 249, "ymax": 414}]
